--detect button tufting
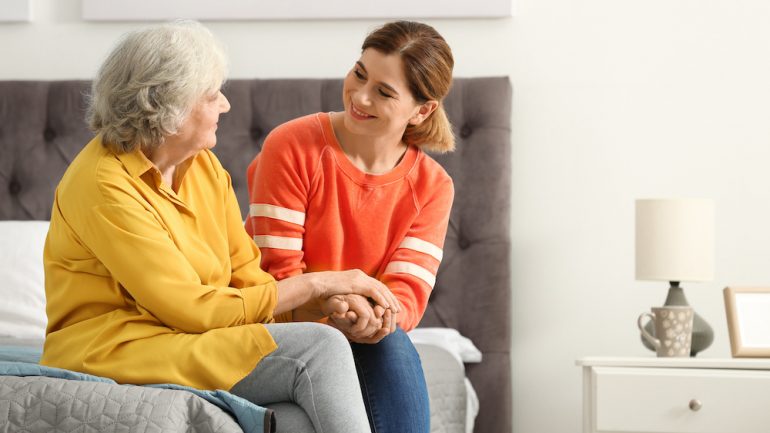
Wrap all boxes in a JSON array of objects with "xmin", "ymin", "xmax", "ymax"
[
  {"xmin": 460, "ymin": 125, "xmax": 472, "ymax": 139},
  {"xmin": 8, "ymin": 180, "xmax": 21, "ymax": 195},
  {"xmin": 250, "ymin": 127, "xmax": 263, "ymax": 141},
  {"xmin": 458, "ymin": 237, "xmax": 471, "ymax": 250},
  {"xmin": 44, "ymin": 128, "xmax": 56, "ymax": 141}
]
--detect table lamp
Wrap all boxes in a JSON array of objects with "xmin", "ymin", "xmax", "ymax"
[{"xmin": 635, "ymin": 198, "xmax": 715, "ymax": 356}]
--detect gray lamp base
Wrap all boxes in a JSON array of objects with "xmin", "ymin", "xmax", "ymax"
[{"xmin": 641, "ymin": 282, "xmax": 713, "ymax": 357}]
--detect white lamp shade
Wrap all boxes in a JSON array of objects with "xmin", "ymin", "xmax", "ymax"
[{"xmin": 635, "ymin": 198, "xmax": 714, "ymax": 282}]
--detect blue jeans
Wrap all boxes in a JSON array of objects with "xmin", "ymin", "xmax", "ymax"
[{"xmin": 350, "ymin": 327, "xmax": 430, "ymax": 433}]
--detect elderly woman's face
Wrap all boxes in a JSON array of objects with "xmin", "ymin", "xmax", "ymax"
[{"xmin": 174, "ymin": 90, "xmax": 231, "ymax": 152}]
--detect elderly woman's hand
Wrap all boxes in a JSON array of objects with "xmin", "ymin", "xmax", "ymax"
[
  {"xmin": 316, "ymin": 269, "xmax": 401, "ymax": 314},
  {"xmin": 274, "ymin": 269, "xmax": 400, "ymax": 316}
]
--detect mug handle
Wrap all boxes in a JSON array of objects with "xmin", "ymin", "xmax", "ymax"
[{"xmin": 637, "ymin": 312, "xmax": 660, "ymax": 349}]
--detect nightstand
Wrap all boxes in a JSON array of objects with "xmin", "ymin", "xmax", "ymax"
[{"xmin": 577, "ymin": 357, "xmax": 770, "ymax": 433}]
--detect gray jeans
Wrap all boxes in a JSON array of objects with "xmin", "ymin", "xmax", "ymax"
[{"xmin": 230, "ymin": 322, "xmax": 371, "ymax": 433}]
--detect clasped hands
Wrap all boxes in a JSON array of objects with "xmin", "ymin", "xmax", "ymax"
[
  {"xmin": 301, "ymin": 269, "xmax": 401, "ymax": 344},
  {"xmin": 322, "ymin": 294, "xmax": 398, "ymax": 344}
]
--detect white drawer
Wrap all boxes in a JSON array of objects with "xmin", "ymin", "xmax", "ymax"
[{"xmin": 592, "ymin": 366, "xmax": 770, "ymax": 433}]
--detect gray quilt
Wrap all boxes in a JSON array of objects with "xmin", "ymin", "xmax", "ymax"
[
  {"xmin": 0, "ymin": 342, "xmax": 270, "ymax": 433},
  {"xmin": 0, "ymin": 375, "xmax": 246, "ymax": 432},
  {"xmin": 0, "ymin": 340, "xmax": 469, "ymax": 433}
]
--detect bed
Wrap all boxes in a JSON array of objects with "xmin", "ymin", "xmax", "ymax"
[{"xmin": 0, "ymin": 77, "xmax": 512, "ymax": 433}]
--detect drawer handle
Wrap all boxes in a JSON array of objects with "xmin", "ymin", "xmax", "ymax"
[{"xmin": 689, "ymin": 399, "xmax": 702, "ymax": 412}]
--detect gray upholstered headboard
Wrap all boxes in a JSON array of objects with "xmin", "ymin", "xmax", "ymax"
[{"xmin": 0, "ymin": 78, "xmax": 512, "ymax": 433}]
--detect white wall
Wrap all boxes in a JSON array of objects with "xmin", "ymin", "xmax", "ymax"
[{"xmin": 5, "ymin": 1, "xmax": 770, "ymax": 432}]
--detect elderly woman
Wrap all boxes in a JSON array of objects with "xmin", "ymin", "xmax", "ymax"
[{"xmin": 40, "ymin": 21, "xmax": 393, "ymax": 433}]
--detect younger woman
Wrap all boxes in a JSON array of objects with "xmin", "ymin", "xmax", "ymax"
[{"xmin": 246, "ymin": 21, "xmax": 455, "ymax": 433}]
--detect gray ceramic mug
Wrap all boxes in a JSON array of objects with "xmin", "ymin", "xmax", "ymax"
[{"xmin": 637, "ymin": 306, "xmax": 694, "ymax": 357}]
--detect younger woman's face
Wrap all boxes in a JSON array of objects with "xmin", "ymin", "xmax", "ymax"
[{"xmin": 341, "ymin": 48, "xmax": 432, "ymax": 142}]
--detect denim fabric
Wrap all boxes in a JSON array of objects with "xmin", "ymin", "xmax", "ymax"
[{"xmin": 351, "ymin": 328, "xmax": 430, "ymax": 433}]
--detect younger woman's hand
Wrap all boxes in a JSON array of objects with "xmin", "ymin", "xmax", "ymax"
[
  {"xmin": 340, "ymin": 294, "xmax": 383, "ymax": 338},
  {"xmin": 320, "ymin": 295, "xmax": 349, "ymax": 316},
  {"xmin": 330, "ymin": 317, "xmax": 392, "ymax": 344}
]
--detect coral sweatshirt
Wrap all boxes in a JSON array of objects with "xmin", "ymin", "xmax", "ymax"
[{"xmin": 246, "ymin": 113, "xmax": 454, "ymax": 331}]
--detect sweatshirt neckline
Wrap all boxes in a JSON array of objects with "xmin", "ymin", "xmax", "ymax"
[{"xmin": 319, "ymin": 112, "xmax": 418, "ymax": 186}]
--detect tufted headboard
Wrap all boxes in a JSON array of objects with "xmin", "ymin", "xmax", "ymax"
[{"xmin": 0, "ymin": 78, "xmax": 512, "ymax": 433}]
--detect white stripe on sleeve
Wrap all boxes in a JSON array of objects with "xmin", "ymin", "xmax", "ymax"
[
  {"xmin": 398, "ymin": 237, "xmax": 443, "ymax": 261},
  {"xmin": 253, "ymin": 235, "xmax": 303, "ymax": 251},
  {"xmin": 249, "ymin": 204, "xmax": 306, "ymax": 226},
  {"xmin": 384, "ymin": 261, "xmax": 436, "ymax": 287}
]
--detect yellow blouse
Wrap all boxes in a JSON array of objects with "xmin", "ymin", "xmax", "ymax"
[{"xmin": 40, "ymin": 136, "xmax": 278, "ymax": 391}]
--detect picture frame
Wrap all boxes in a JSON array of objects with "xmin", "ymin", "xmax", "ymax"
[
  {"xmin": 0, "ymin": 0, "xmax": 32, "ymax": 22},
  {"xmin": 82, "ymin": 0, "xmax": 512, "ymax": 21},
  {"xmin": 723, "ymin": 287, "xmax": 770, "ymax": 357}
]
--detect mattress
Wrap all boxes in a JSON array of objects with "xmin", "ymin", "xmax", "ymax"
[{"xmin": 416, "ymin": 344, "xmax": 471, "ymax": 433}]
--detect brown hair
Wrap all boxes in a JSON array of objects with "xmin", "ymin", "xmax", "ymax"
[{"xmin": 362, "ymin": 21, "xmax": 455, "ymax": 153}]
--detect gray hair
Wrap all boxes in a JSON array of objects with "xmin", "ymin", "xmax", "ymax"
[{"xmin": 87, "ymin": 20, "xmax": 228, "ymax": 153}]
